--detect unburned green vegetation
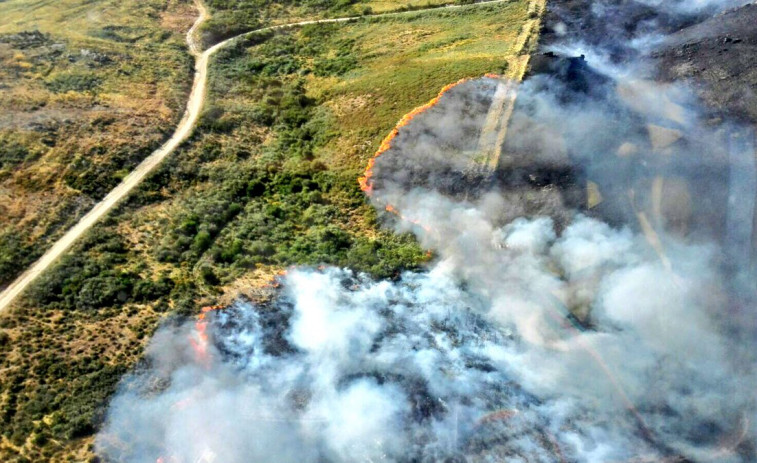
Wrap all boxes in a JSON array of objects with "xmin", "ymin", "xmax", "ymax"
[
  {"xmin": 0, "ymin": 1, "xmax": 537, "ymax": 461},
  {"xmin": 200, "ymin": 0, "xmax": 467, "ymax": 46}
]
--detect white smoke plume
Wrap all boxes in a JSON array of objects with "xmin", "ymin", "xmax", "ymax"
[
  {"xmin": 96, "ymin": 0, "xmax": 757, "ymax": 462},
  {"xmin": 96, "ymin": 209, "xmax": 755, "ymax": 462}
]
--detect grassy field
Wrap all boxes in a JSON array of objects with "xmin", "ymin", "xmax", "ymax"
[
  {"xmin": 0, "ymin": 0, "xmax": 538, "ymax": 461},
  {"xmin": 0, "ymin": 0, "xmax": 196, "ymax": 291},
  {"xmin": 199, "ymin": 0, "xmax": 473, "ymax": 46}
]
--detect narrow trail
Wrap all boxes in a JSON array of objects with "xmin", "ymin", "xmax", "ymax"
[{"xmin": 0, "ymin": 0, "xmax": 518, "ymax": 313}]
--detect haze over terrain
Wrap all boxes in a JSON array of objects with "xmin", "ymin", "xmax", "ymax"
[{"xmin": 2, "ymin": 0, "xmax": 757, "ymax": 462}]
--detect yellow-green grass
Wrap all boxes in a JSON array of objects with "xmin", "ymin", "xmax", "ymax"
[
  {"xmin": 0, "ymin": 0, "xmax": 194, "ymax": 287},
  {"xmin": 199, "ymin": 0, "xmax": 472, "ymax": 46},
  {"xmin": 1, "ymin": 0, "xmax": 184, "ymax": 35},
  {"xmin": 214, "ymin": 1, "xmax": 531, "ymax": 171},
  {"xmin": 361, "ymin": 0, "xmax": 454, "ymax": 13},
  {"xmin": 319, "ymin": 2, "xmax": 529, "ymax": 137}
]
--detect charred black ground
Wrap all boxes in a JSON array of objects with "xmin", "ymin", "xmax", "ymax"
[
  {"xmin": 518, "ymin": 0, "xmax": 757, "ymax": 260},
  {"xmin": 654, "ymin": 3, "xmax": 757, "ymax": 123}
]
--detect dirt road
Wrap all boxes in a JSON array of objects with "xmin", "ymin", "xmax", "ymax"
[{"xmin": 0, "ymin": 0, "xmax": 515, "ymax": 313}]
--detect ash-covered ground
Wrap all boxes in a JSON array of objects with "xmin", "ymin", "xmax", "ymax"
[
  {"xmin": 367, "ymin": 78, "xmax": 502, "ymax": 199},
  {"xmin": 654, "ymin": 2, "xmax": 757, "ymax": 123},
  {"xmin": 519, "ymin": 0, "xmax": 757, "ymax": 261}
]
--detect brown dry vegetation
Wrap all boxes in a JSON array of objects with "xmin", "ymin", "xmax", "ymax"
[
  {"xmin": 0, "ymin": 0, "xmax": 195, "ymax": 290},
  {"xmin": 199, "ymin": 0, "xmax": 464, "ymax": 46}
]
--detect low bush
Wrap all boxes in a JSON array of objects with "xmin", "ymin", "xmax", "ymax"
[{"xmin": 44, "ymin": 73, "xmax": 102, "ymax": 93}]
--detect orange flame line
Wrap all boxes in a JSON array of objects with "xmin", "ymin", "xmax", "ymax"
[
  {"xmin": 384, "ymin": 203, "xmax": 433, "ymax": 234},
  {"xmin": 190, "ymin": 305, "xmax": 226, "ymax": 366},
  {"xmin": 263, "ymin": 268, "xmax": 291, "ymax": 289},
  {"xmin": 358, "ymin": 74, "xmax": 502, "ymax": 196},
  {"xmin": 358, "ymin": 74, "xmax": 502, "ymax": 239}
]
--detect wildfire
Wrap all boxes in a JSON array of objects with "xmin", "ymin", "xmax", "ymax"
[
  {"xmin": 190, "ymin": 305, "xmax": 225, "ymax": 366},
  {"xmin": 198, "ymin": 304, "xmax": 224, "ymax": 320},
  {"xmin": 384, "ymin": 203, "xmax": 433, "ymax": 234},
  {"xmin": 358, "ymin": 74, "xmax": 502, "ymax": 196},
  {"xmin": 476, "ymin": 408, "xmax": 519, "ymax": 426},
  {"xmin": 358, "ymin": 74, "xmax": 502, "ymax": 237},
  {"xmin": 263, "ymin": 268, "xmax": 290, "ymax": 289}
]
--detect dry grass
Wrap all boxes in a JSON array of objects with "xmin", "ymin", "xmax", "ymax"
[
  {"xmin": 362, "ymin": 0, "xmax": 453, "ymax": 13},
  {"xmin": 0, "ymin": 0, "xmax": 194, "ymax": 288},
  {"xmin": 304, "ymin": 1, "xmax": 531, "ymax": 169}
]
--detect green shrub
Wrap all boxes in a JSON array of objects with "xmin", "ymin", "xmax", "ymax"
[
  {"xmin": 75, "ymin": 275, "xmax": 133, "ymax": 310},
  {"xmin": 44, "ymin": 73, "xmax": 102, "ymax": 93},
  {"xmin": 0, "ymin": 139, "xmax": 34, "ymax": 169},
  {"xmin": 193, "ymin": 231, "xmax": 213, "ymax": 253},
  {"xmin": 199, "ymin": 265, "xmax": 220, "ymax": 285},
  {"xmin": 0, "ymin": 232, "xmax": 29, "ymax": 286}
]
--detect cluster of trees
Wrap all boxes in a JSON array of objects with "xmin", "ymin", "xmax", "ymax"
[
  {"xmin": 162, "ymin": 28, "xmax": 424, "ymax": 280},
  {"xmin": 28, "ymin": 228, "xmax": 175, "ymax": 311},
  {"xmin": 1, "ymin": 354, "xmax": 127, "ymax": 449}
]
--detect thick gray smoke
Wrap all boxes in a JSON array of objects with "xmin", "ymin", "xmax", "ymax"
[
  {"xmin": 96, "ymin": 212, "xmax": 755, "ymax": 462},
  {"xmin": 384, "ymin": 193, "xmax": 755, "ymax": 462},
  {"xmin": 96, "ymin": 0, "xmax": 757, "ymax": 462}
]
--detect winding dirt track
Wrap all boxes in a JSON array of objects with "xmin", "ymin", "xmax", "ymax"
[{"xmin": 0, "ymin": 0, "xmax": 515, "ymax": 313}]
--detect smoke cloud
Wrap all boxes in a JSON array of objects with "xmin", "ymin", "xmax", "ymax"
[
  {"xmin": 97, "ymin": 0, "xmax": 757, "ymax": 462},
  {"xmin": 96, "ymin": 212, "xmax": 755, "ymax": 462}
]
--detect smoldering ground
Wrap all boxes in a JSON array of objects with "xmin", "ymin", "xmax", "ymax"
[
  {"xmin": 96, "ymin": 0, "xmax": 757, "ymax": 462},
  {"xmin": 95, "ymin": 211, "xmax": 756, "ymax": 462},
  {"xmin": 366, "ymin": 77, "xmax": 503, "ymax": 199}
]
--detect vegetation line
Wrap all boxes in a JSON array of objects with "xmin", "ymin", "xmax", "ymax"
[{"xmin": 0, "ymin": 0, "xmax": 515, "ymax": 314}]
